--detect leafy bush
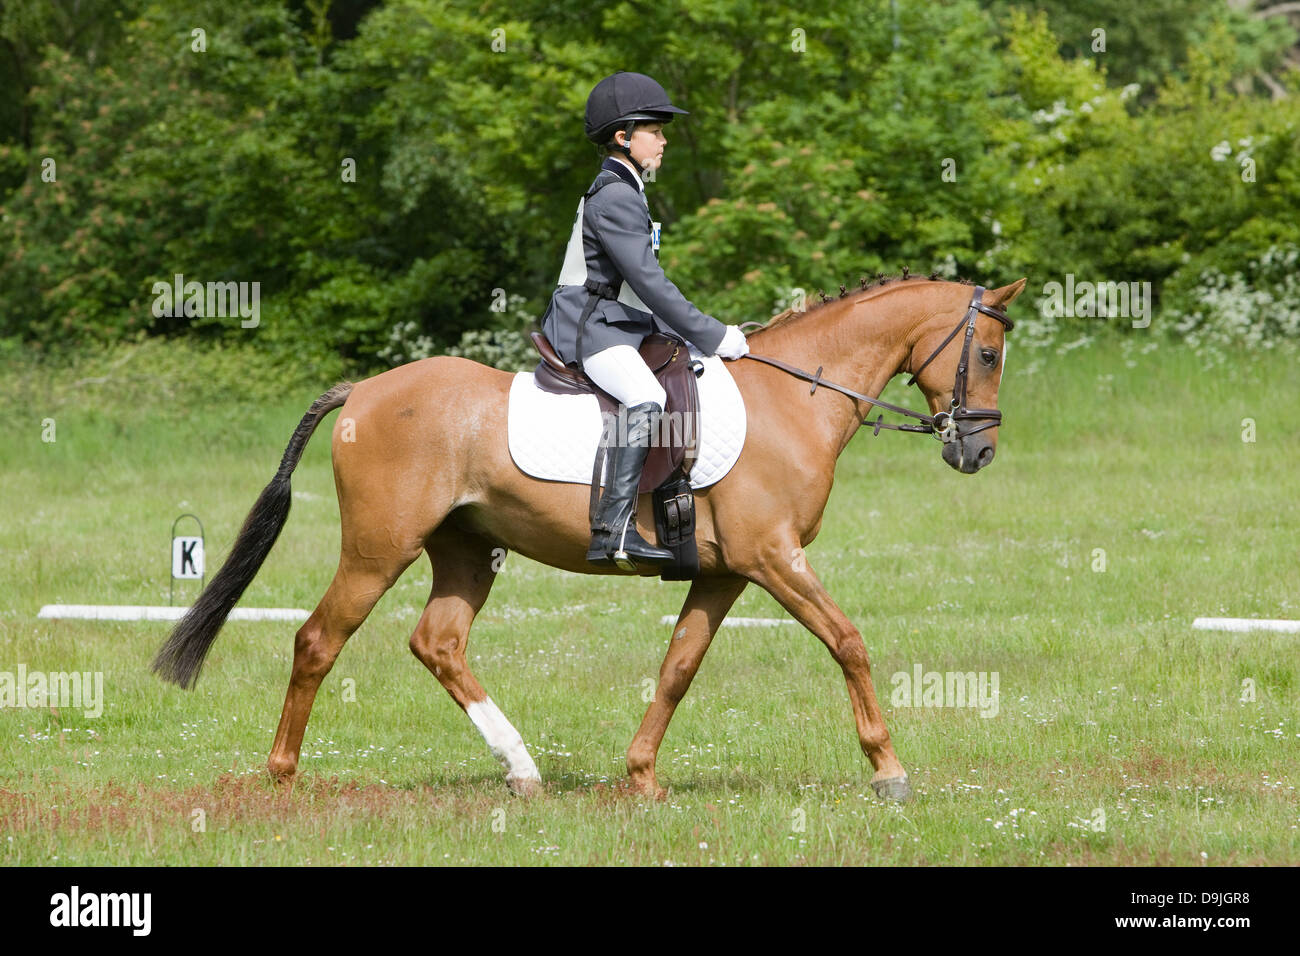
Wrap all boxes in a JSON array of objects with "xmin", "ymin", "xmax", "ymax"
[{"xmin": 3, "ymin": 0, "xmax": 1299, "ymax": 365}]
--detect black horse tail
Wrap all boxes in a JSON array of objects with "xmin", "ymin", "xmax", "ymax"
[{"xmin": 151, "ymin": 382, "xmax": 354, "ymax": 689}]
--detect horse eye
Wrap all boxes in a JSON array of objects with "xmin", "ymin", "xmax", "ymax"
[{"xmin": 980, "ymin": 348, "xmax": 998, "ymax": 368}]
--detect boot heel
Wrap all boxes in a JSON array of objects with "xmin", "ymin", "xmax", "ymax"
[{"xmin": 613, "ymin": 517, "xmax": 638, "ymax": 570}]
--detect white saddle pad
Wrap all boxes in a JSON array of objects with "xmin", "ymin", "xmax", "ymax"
[{"xmin": 507, "ymin": 349, "xmax": 747, "ymax": 489}]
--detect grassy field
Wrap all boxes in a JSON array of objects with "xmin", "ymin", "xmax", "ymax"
[{"xmin": 2, "ymin": 335, "xmax": 1297, "ymax": 865}]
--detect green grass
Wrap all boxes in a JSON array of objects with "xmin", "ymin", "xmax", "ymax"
[{"xmin": 1, "ymin": 336, "xmax": 1297, "ymax": 865}]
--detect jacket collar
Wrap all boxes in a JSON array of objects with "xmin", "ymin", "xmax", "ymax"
[{"xmin": 601, "ymin": 155, "xmax": 645, "ymax": 193}]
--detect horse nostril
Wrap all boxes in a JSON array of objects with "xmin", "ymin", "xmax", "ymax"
[{"xmin": 977, "ymin": 445, "xmax": 995, "ymax": 468}]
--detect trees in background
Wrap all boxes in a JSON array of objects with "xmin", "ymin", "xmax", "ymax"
[{"xmin": 1, "ymin": 0, "xmax": 1295, "ymax": 372}]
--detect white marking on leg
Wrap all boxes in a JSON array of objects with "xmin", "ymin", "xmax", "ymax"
[{"xmin": 466, "ymin": 697, "xmax": 541, "ymax": 783}]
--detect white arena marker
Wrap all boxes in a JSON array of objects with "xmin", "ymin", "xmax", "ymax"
[
  {"xmin": 38, "ymin": 605, "xmax": 309, "ymax": 622},
  {"xmin": 1193, "ymin": 618, "xmax": 1300, "ymax": 634},
  {"xmin": 659, "ymin": 615, "xmax": 797, "ymax": 628}
]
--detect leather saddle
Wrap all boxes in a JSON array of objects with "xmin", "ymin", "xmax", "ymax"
[{"xmin": 529, "ymin": 330, "xmax": 702, "ymax": 493}]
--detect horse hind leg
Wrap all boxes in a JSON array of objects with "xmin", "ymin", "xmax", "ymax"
[
  {"xmin": 408, "ymin": 525, "xmax": 542, "ymax": 796},
  {"xmin": 267, "ymin": 545, "xmax": 419, "ymax": 781}
]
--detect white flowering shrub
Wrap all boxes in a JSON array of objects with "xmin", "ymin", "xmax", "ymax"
[
  {"xmin": 377, "ymin": 320, "xmax": 436, "ymax": 366},
  {"xmin": 1012, "ymin": 304, "xmax": 1061, "ymax": 353},
  {"xmin": 378, "ymin": 294, "xmax": 540, "ymax": 371},
  {"xmin": 445, "ymin": 293, "xmax": 539, "ymax": 372},
  {"xmin": 1171, "ymin": 245, "xmax": 1300, "ymax": 365},
  {"xmin": 443, "ymin": 328, "xmax": 537, "ymax": 372}
]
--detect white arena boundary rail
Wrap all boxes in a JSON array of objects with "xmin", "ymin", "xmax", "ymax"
[
  {"xmin": 38, "ymin": 605, "xmax": 309, "ymax": 622},
  {"xmin": 42, "ymin": 610, "xmax": 1293, "ymax": 632},
  {"xmin": 1192, "ymin": 617, "xmax": 1300, "ymax": 634},
  {"xmin": 659, "ymin": 615, "xmax": 796, "ymax": 628}
]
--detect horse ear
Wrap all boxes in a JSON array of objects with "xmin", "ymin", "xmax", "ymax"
[{"xmin": 988, "ymin": 278, "xmax": 1027, "ymax": 307}]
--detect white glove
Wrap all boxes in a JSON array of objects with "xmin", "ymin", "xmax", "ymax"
[{"xmin": 714, "ymin": 324, "xmax": 750, "ymax": 360}]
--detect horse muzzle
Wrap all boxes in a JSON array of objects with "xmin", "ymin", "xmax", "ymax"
[{"xmin": 942, "ymin": 434, "xmax": 995, "ymax": 474}]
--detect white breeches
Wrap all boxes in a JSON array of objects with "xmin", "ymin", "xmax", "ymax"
[{"xmin": 581, "ymin": 344, "xmax": 667, "ymax": 410}]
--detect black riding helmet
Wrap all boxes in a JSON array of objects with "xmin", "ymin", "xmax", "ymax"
[{"xmin": 585, "ymin": 71, "xmax": 688, "ymax": 156}]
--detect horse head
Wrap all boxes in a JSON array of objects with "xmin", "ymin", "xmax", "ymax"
[{"xmin": 905, "ymin": 278, "xmax": 1025, "ymax": 474}]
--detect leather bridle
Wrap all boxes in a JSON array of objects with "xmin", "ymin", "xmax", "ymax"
[{"xmin": 739, "ymin": 285, "xmax": 1014, "ymax": 443}]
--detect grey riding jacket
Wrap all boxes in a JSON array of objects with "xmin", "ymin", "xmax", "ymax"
[{"xmin": 540, "ymin": 157, "xmax": 727, "ymax": 367}]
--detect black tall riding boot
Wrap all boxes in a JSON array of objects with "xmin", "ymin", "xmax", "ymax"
[{"xmin": 586, "ymin": 401, "xmax": 675, "ymax": 570}]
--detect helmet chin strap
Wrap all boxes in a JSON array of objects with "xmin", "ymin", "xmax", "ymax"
[{"xmin": 616, "ymin": 120, "xmax": 637, "ymax": 159}]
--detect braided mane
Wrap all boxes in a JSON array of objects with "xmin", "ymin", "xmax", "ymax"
[{"xmin": 753, "ymin": 271, "xmax": 975, "ymax": 336}]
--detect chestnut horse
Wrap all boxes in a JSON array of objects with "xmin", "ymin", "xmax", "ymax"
[{"xmin": 152, "ymin": 275, "xmax": 1025, "ymax": 803}]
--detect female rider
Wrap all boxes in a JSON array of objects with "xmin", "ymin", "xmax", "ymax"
[{"xmin": 540, "ymin": 71, "xmax": 749, "ymax": 570}]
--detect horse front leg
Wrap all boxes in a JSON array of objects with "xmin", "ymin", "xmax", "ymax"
[
  {"xmin": 748, "ymin": 546, "xmax": 912, "ymax": 802},
  {"xmin": 626, "ymin": 574, "xmax": 748, "ymax": 798}
]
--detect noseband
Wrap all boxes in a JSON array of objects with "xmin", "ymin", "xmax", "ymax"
[{"xmin": 741, "ymin": 285, "xmax": 1014, "ymax": 443}]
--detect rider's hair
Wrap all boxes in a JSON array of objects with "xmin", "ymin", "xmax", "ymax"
[{"xmin": 603, "ymin": 120, "xmax": 657, "ymax": 156}]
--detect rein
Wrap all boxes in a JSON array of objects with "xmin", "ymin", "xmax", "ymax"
[{"xmin": 739, "ymin": 285, "xmax": 1014, "ymax": 443}]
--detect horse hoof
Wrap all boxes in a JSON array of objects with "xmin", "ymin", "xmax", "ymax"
[
  {"xmin": 507, "ymin": 775, "xmax": 542, "ymax": 798},
  {"xmin": 625, "ymin": 777, "xmax": 667, "ymax": 800},
  {"xmin": 266, "ymin": 763, "xmax": 296, "ymax": 785},
  {"xmin": 871, "ymin": 774, "xmax": 914, "ymax": 803}
]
